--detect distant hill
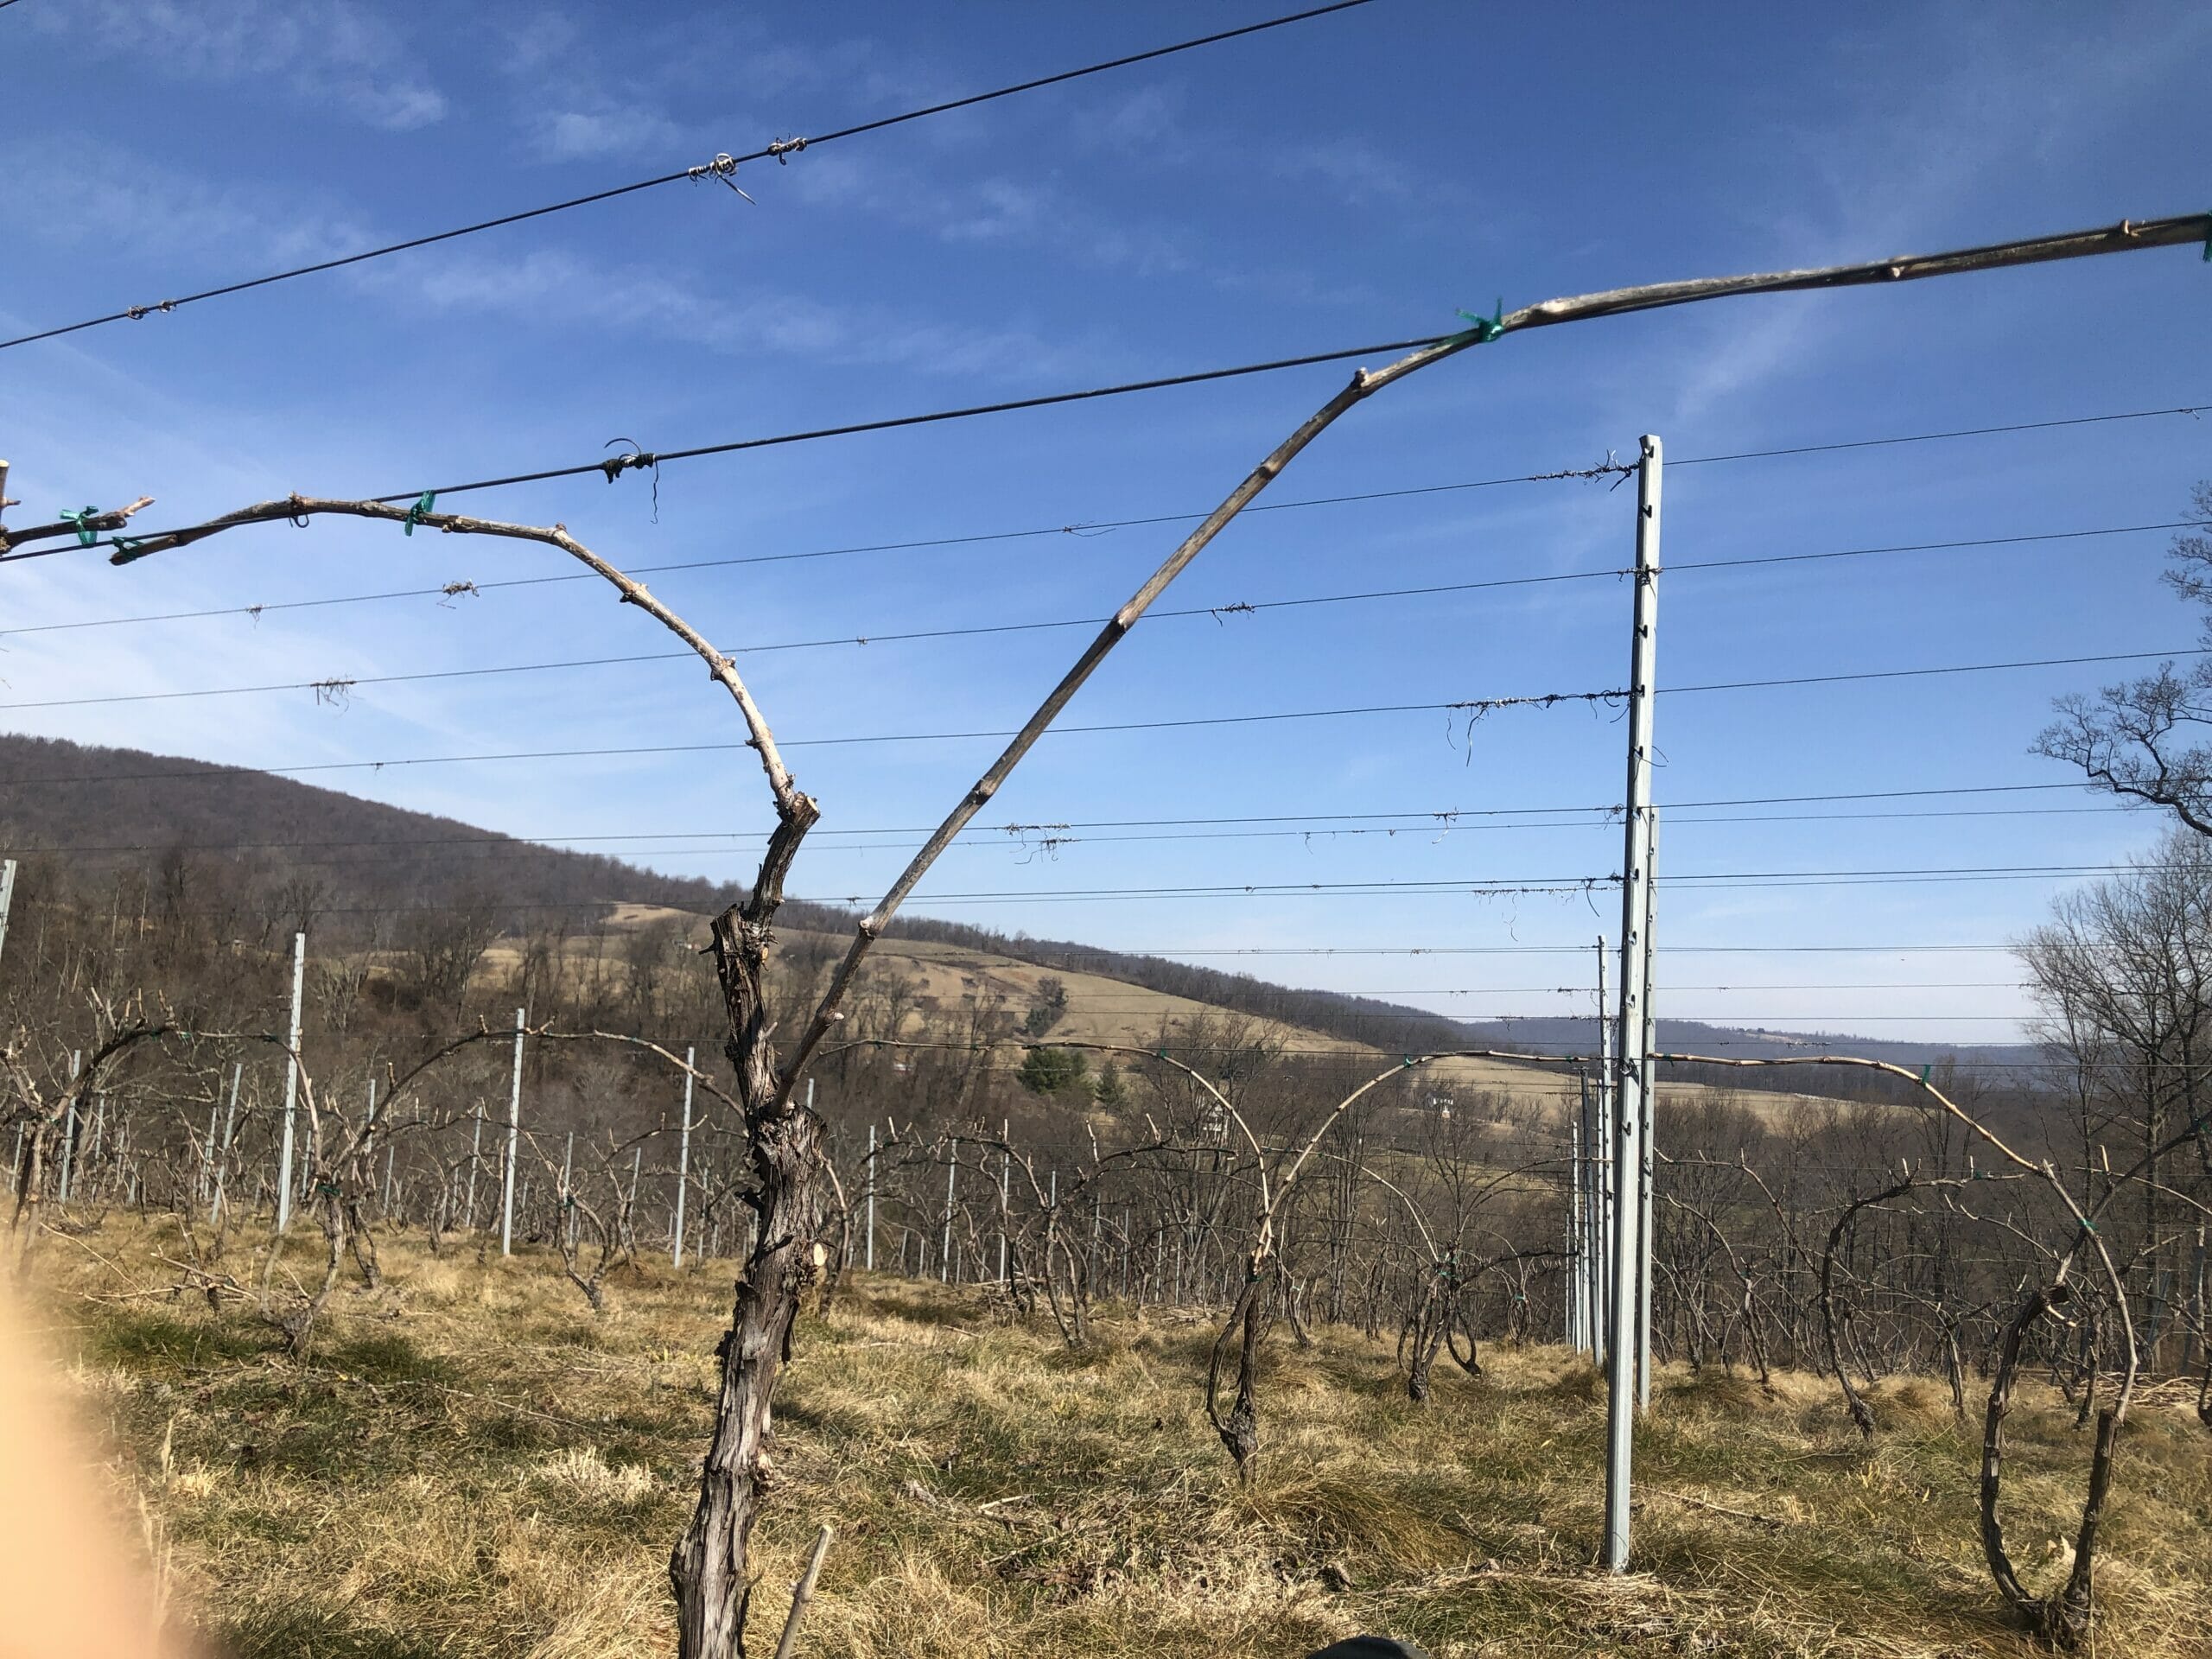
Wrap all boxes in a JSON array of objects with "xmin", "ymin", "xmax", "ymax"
[
  {"xmin": 0, "ymin": 732, "xmax": 2038, "ymax": 1083},
  {"xmin": 0, "ymin": 731, "xmax": 744, "ymax": 920},
  {"xmin": 1453, "ymin": 1013, "xmax": 2043, "ymax": 1073}
]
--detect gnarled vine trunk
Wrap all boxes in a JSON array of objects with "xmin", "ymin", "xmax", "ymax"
[
  {"xmin": 670, "ymin": 813, "xmax": 823, "ymax": 1659},
  {"xmin": 1207, "ymin": 1254, "xmax": 1270, "ymax": 1478},
  {"xmin": 1981, "ymin": 1283, "xmax": 2125, "ymax": 1650}
]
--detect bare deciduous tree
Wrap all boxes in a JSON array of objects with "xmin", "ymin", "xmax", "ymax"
[{"xmin": 2037, "ymin": 484, "xmax": 2212, "ymax": 829}]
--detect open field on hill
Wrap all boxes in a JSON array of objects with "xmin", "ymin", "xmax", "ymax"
[
  {"xmin": 489, "ymin": 909, "xmax": 1836, "ymax": 1122},
  {"xmin": 31, "ymin": 1222, "xmax": 2212, "ymax": 1659}
]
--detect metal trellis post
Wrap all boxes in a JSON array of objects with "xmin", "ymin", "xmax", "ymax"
[
  {"xmin": 500, "ymin": 1007, "xmax": 524, "ymax": 1256},
  {"xmin": 201, "ymin": 1096, "xmax": 222, "ymax": 1208},
  {"xmin": 1603, "ymin": 434, "xmax": 1662, "ymax": 1573},
  {"xmin": 942, "ymin": 1135, "xmax": 958, "ymax": 1284},
  {"xmin": 56, "ymin": 1051, "xmax": 81, "ymax": 1204},
  {"xmin": 674, "ymin": 1045, "xmax": 696, "ymax": 1268},
  {"xmin": 466, "ymin": 1103, "xmax": 484, "ymax": 1230},
  {"xmin": 209, "ymin": 1061, "xmax": 241, "ymax": 1224},
  {"xmin": 1637, "ymin": 807, "xmax": 1661, "ymax": 1413},
  {"xmin": 1569, "ymin": 1080, "xmax": 1586, "ymax": 1351},
  {"xmin": 1595, "ymin": 938, "xmax": 1612, "ymax": 1366},
  {"xmin": 275, "ymin": 931, "xmax": 305, "ymax": 1232}
]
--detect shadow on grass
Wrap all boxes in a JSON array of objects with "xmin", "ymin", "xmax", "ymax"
[
  {"xmin": 220, "ymin": 1603, "xmax": 449, "ymax": 1659},
  {"xmin": 855, "ymin": 1283, "xmax": 989, "ymax": 1331},
  {"xmin": 86, "ymin": 1306, "xmax": 267, "ymax": 1371},
  {"xmin": 1038, "ymin": 1332, "xmax": 1130, "ymax": 1370},
  {"xmin": 327, "ymin": 1328, "xmax": 453, "ymax": 1385},
  {"xmin": 1657, "ymin": 1368, "xmax": 1778, "ymax": 1416}
]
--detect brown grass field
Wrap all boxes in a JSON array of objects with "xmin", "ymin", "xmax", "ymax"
[{"xmin": 27, "ymin": 1222, "xmax": 2212, "ymax": 1658}]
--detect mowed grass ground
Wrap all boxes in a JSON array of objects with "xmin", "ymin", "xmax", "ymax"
[{"xmin": 30, "ymin": 1221, "xmax": 2212, "ymax": 1659}]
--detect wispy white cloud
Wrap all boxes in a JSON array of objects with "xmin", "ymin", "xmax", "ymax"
[
  {"xmin": 0, "ymin": 134, "xmax": 1091, "ymax": 384},
  {"xmin": 495, "ymin": 9, "xmax": 586, "ymax": 77},
  {"xmin": 1811, "ymin": 1, "xmax": 2212, "ymax": 242},
  {"xmin": 351, "ymin": 243, "xmax": 1084, "ymax": 380},
  {"xmin": 489, "ymin": 8, "xmax": 699, "ymax": 163},
  {"xmin": 1209, "ymin": 262, "xmax": 1381, "ymax": 310},
  {"xmin": 25, "ymin": 0, "xmax": 448, "ymax": 131},
  {"xmin": 1085, "ymin": 84, "xmax": 1188, "ymax": 156},
  {"xmin": 782, "ymin": 154, "xmax": 1197, "ymax": 278},
  {"xmin": 1268, "ymin": 135, "xmax": 1435, "ymax": 208},
  {"xmin": 486, "ymin": 7, "xmax": 913, "ymax": 170},
  {"xmin": 535, "ymin": 106, "xmax": 689, "ymax": 162},
  {"xmin": 1068, "ymin": 79, "xmax": 1474, "ymax": 217},
  {"xmin": 1626, "ymin": 5, "xmax": 2211, "ymax": 432},
  {"xmin": 934, "ymin": 178, "xmax": 1056, "ymax": 245},
  {"xmin": 0, "ymin": 136, "xmax": 372, "ymax": 275}
]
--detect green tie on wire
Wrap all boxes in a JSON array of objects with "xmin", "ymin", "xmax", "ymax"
[
  {"xmin": 1452, "ymin": 299, "xmax": 1507, "ymax": 345},
  {"xmin": 403, "ymin": 491, "xmax": 436, "ymax": 535},
  {"xmin": 57, "ymin": 506, "xmax": 100, "ymax": 545}
]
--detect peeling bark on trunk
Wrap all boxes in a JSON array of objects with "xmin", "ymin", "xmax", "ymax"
[
  {"xmin": 670, "ymin": 809, "xmax": 822, "ymax": 1659},
  {"xmin": 671, "ymin": 1102, "xmax": 821, "ymax": 1656},
  {"xmin": 1207, "ymin": 1256, "xmax": 1268, "ymax": 1478}
]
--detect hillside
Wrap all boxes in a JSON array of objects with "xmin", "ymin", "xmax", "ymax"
[{"xmin": 0, "ymin": 732, "xmax": 2031, "ymax": 1094}]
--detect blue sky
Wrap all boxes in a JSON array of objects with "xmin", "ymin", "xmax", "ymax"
[{"xmin": 3, "ymin": 0, "xmax": 2210, "ymax": 1045}]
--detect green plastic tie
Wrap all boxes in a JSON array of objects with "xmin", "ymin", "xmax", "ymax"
[
  {"xmin": 1452, "ymin": 298, "xmax": 1507, "ymax": 345},
  {"xmin": 1402, "ymin": 1055, "xmax": 1416, "ymax": 1068},
  {"xmin": 111, "ymin": 536, "xmax": 154, "ymax": 564},
  {"xmin": 59, "ymin": 506, "xmax": 100, "ymax": 546},
  {"xmin": 402, "ymin": 491, "xmax": 435, "ymax": 536},
  {"xmin": 2078, "ymin": 1217, "xmax": 2097, "ymax": 1236},
  {"xmin": 1919, "ymin": 1064, "xmax": 1931, "ymax": 1084}
]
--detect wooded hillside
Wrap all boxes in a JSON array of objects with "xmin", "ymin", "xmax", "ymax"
[{"xmin": 0, "ymin": 732, "xmax": 2031, "ymax": 1080}]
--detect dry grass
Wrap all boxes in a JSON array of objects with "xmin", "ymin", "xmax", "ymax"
[{"xmin": 31, "ymin": 1220, "xmax": 2212, "ymax": 1658}]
